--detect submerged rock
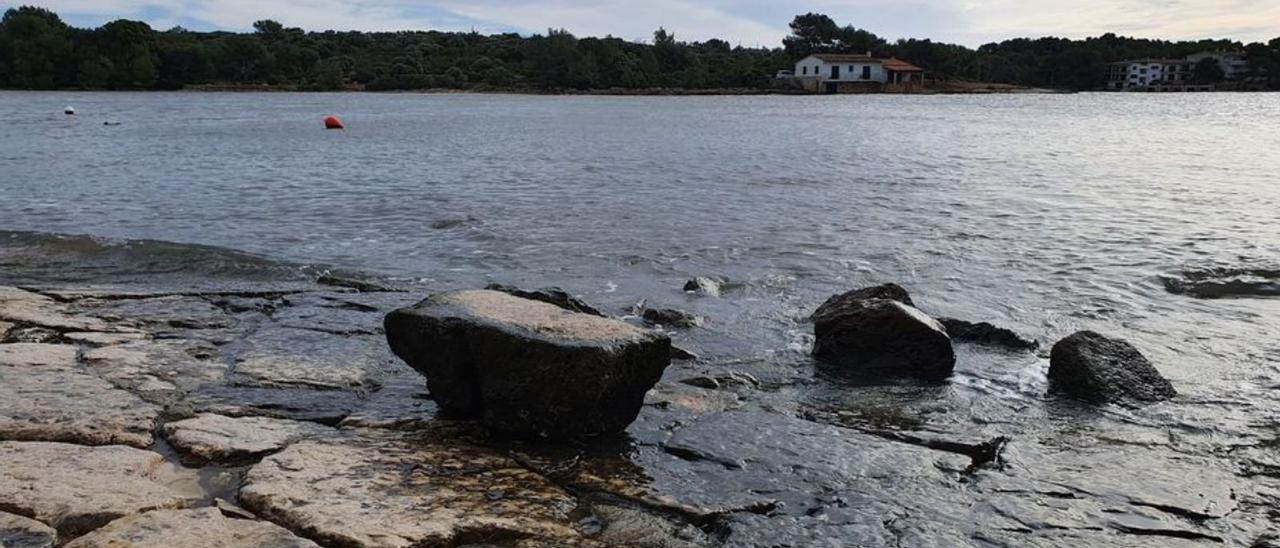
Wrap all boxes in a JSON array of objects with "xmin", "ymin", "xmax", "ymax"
[
  {"xmin": 485, "ymin": 284, "xmax": 605, "ymax": 317},
  {"xmin": 63, "ymin": 508, "xmax": 318, "ymax": 548},
  {"xmin": 161, "ymin": 413, "xmax": 335, "ymax": 462},
  {"xmin": 810, "ymin": 286, "xmax": 954, "ymax": 380},
  {"xmin": 0, "ymin": 511, "xmax": 56, "ymax": 548},
  {"xmin": 234, "ymin": 325, "xmax": 393, "ymax": 391},
  {"xmin": 939, "ymin": 318, "xmax": 1039, "ymax": 351},
  {"xmin": 1048, "ymin": 331, "xmax": 1176, "ymax": 404},
  {"xmin": 1162, "ymin": 266, "xmax": 1280, "ymax": 299},
  {"xmin": 386, "ymin": 290, "xmax": 670, "ymax": 438},
  {"xmin": 1, "ymin": 343, "xmax": 161, "ymax": 447},
  {"xmin": 239, "ymin": 435, "xmax": 588, "ymax": 547},
  {"xmin": 641, "ymin": 307, "xmax": 703, "ymax": 328},
  {"xmin": 682, "ymin": 277, "xmax": 723, "ymax": 297},
  {"xmin": 0, "ymin": 441, "xmax": 188, "ymax": 538}
]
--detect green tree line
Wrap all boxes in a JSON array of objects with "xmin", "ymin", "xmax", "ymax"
[{"xmin": 1, "ymin": 6, "xmax": 1277, "ymax": 91}]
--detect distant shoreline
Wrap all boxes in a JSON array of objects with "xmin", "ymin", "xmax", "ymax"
[{"xmin": 1, "ymin": 82, "xmax": 1076, "ymax": 96}]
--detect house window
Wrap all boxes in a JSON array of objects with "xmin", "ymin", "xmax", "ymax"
[{"xmin": 802, "ymin": 66, "xmax": 807, "ymax": 75}]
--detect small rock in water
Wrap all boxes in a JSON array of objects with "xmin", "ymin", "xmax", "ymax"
[
  {"xmin": 1048, "ymin": 331, "xmax": 1176, "ymax": 405},
  {"xmin": 317, "ymin": 274, "xmax": 398, "ymax": 293},
  {"xmin": 671, "ymin": 345, "xmax": 699, "ymax": 361},
  {"xmin": 642, "ymin": 307, "xmax": 703, "ymax": 328},
  {"xmin": 485, "ymin": 284, "xmax": 605, "ymax": 317},
  {"xmin": 683, "ymin": 276, "xmax": 724, "ymax": 297},
  {"xmin": 385, "ymin": 289, "xmax": 670, "ymax": 438},
  {"xmin": 1161, "ymin": 266, "xmax": 1280, "ymax": 299},
  {"xmin": 810, "ymin": 285, "xmax": 954, "ymax": 380},
  {"xmin": 939, "ymin": 318, "xmax": 1038, "ymax": 351}
]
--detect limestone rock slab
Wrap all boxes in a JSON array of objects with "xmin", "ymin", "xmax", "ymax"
[
  {"xmin": 161, "ymin": 414, "xmax": 334, "ymax": 462},
  {"xmin": 1, "ymin": 344, "xmax": 160, "ymax": 447},
  {"xmin": 234, "ymin": 326, "xmax": 391, "ymax": 391},
  {"xmin": 63, "ymin": 508, "xmax": 318, "ymax": 548},
  {"xmin": 0, "ymin": 511, "xmax": 56, "ymax": 548},
  {"xmin": 0, "ymin": 442, "xmax": 187, "ymax": 538},
  {"xmin": 240, "ymin": 435, "xmax": 586, "ymax": 547}
]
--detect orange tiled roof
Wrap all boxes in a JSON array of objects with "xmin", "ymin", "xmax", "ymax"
[{"xmin": 881, "ymin": 57, "xmax": 924, "ymax": 72}]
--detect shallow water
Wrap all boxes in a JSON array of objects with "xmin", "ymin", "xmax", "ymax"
[{"xmin": 1, "ymin": 90, "xmax": 1278, "ymax": 544}]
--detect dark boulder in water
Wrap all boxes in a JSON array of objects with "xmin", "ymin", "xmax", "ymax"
[
  {"xmin": 641, "ymin": 307, "xmax": 703, "ymax": 328},
  {"xmin": 939, "ymin": 318, "xmax": 1038, "ymax": 351},
  {"xmin": 385, "ymin": 289, "xmax": 670, "ymax": 439},
  {"xmin": 682, "ymin": 277, "xmax": 724, "ymax": 297},
  {"xmin": 1161, "ymin": 266, "xmax": 1280, "ymax": 299},
  {"xmin": 816, "ymin": 283, "xmax": 915, "ymax": 308},
  {"xmin": 810, "ymin": 286, "xmax": 954, "ymax": 380},
  {"xmin": 1048, "ymin": 331, "xmax": 1176, "ymax": 405},
  {"xmin": 485, "ymin": 284, "xmax": 605, "ymax": 317}
]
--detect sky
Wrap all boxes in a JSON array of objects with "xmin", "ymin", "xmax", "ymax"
[{"xmin": 8, "ymin": 0, "xmax": 1280, "ymax": 48}]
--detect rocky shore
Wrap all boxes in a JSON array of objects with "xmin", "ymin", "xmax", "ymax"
[{"xmin": 1, "ymin": 280, "xmax": 1276, "ymax": 547}]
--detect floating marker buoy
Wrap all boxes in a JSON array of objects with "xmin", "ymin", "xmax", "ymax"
[
  {"xmin": 64, "ymin": 106, "xmax": 75, "ymax": 115},
  {"xmin": 324, "ymin": 116, "xmax": 344, "ymax": 130}
]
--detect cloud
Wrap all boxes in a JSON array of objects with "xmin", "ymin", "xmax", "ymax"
[{"xmin": 6, "ymin": 0, "xmax": 1279, "ymax": 46}]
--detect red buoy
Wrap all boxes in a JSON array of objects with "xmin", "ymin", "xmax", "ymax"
[{"xmin": 324, "ymin": 116, "xmax": 344, "ymax": 130}]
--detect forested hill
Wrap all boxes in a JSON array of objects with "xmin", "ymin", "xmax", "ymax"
[{"xmin": 1, "ymin": 7, "xmax": 1277, "ymax": 92}]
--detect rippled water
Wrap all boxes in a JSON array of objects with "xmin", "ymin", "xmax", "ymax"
[{"xmin": 2, "ymin": 92, "xmax": 1279, "ymax": 541}]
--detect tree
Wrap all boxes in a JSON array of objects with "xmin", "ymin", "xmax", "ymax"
[
  {"xmin": 1194, "ymin": 57, "xmax": 1225, "ymax": 83},
  {"xmin": 0, "ymin": 6, "xmax": 74, "ymax": 88},
  {"xmin": 783, "ymin": 13, "xmax": 840, "ymax": 58}
]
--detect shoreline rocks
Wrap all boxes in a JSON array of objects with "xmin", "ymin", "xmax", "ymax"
[
  {"xmin": 1048, "ymin": 331, "xmax": 1176, "ymax": 404},
  {"xmin": 63, "ymin": 508, "xmax": 319, "ymax": 548},
  {"xmin": 485, "ymin": 284, "xmax": 606, "ymax": 317},
  {"xmin": 386, "ymin": 289, "xmax": 670, "ymax": 438},
  {"xmin": 810, "ymin": 285, "xmax": 955, "ymax": 380},
  {"xmin": 938, "ymin": 318, "xmax": 1039, "ymax": 351}
]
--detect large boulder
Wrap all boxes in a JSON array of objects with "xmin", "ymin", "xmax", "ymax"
[
  {"xmin": 1048, "ymin": 331, "xmax": 1176, "ymax": 404},
  {"xmin": 810, "ymin": 285, "xmax": 954, "ymax": 380},
  {"xmin": 385, "ymin": 289, "xmax": 671, "ymax": 438}
]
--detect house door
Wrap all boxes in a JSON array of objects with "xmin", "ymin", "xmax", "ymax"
[{"xmin": 830, "ymin": 65, "xmax": 840, "ymax": 79}]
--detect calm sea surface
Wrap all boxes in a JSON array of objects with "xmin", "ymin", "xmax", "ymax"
[{"xmin": 1, "ymin": 90, "xmax": 1279, "ymax": 461}]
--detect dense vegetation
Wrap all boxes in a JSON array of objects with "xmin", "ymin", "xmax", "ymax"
[{"xmin": 0, "ymin": 7, "xmax": 1276, "ymax": 92}]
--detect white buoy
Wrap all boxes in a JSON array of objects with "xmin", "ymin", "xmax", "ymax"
[{"xmin": 64, "ymin": 106, "xmax": 75, "ymax": 115}]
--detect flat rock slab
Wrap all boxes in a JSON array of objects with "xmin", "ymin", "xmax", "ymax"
[
  {"xmin": 385, "ymin": 289, "xmax": 670, "ymax": 438},
  {"xmin": 1, "ymin": 343, "xmax": 160, "ymax": 447},
  {"xmin": 24, "ymin": 284, "xmax": 323, "ymax": 302},
  {"xmin": 240, "ymin": 435, "xmax": 587, "ymax": 547},
  {"xmin": 0, "ymin": 441, "xmax": 188, "ymax": 538},
  {"xmin": 63, "ymin": 508, "xmax": 319, "ymax": 548},
  {"xmin": 162, "ymin": 414, "xmax": 335, "ymax": 462},
  {"xmin": 0, "ymin": 511, "xmax": 57, "ymax": 548},
  {"xmin": 76, "ymin": 296, "xmax": 234, "ymax": 330},
  {"xmin": 234, "ymin": 325, "xmax": 391, "ymax": 391},
  {"xmin": 83, "ymin": 340, "xmax": 225, "ymax": 405},
  {"xmin": 0, "ymin": 287, "xmax": 116, "ymax": 333},
  {"xmin": 184, "ymin": 384, "xmax": 364, "ymax": 425}
]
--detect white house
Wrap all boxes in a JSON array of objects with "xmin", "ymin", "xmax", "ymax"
[
  {"xmin": 1186, "ymin": 51, "xmax": 1250, "ymax": 80},
  {"xmin": 1105, "ymin": 59, "xmax": 1193, "ymax": 90},
  {"xmin": 792, "ymin": 53, "xmax": 924, "ymax": 93}
]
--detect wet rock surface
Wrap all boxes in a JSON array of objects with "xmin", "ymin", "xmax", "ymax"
[
  {"xmin": 63, "ymin": 508, "xmax": 320, "ymax": 548},
  {"xmin": 486, "ymin": 284, "xmax": 606, "ymax": 316},
  {"xmin": 939, "ymin": 318, "xmax": 1039, "ymax": 351},
  {"xmin": 1, "ymin": 282, "xmax": 1276, "ymax": 547},
  {"xmin": 240, "ymin": 432, "xmax": 589, "ymax": 547},
  {"xmin": 811, "ymin": 291, "xmax": 955, "ymax": 380},
  {"xmin": 1162, "ymin": 266, "xmax": 1280, "ymax": 298},
  {"xmin": 1049, "ymin": 331, "xmax": 1177, "ymax": 404},
  {"xmin": 385, "ymin": 289, "xmax": 671, "ymax": 438}
]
